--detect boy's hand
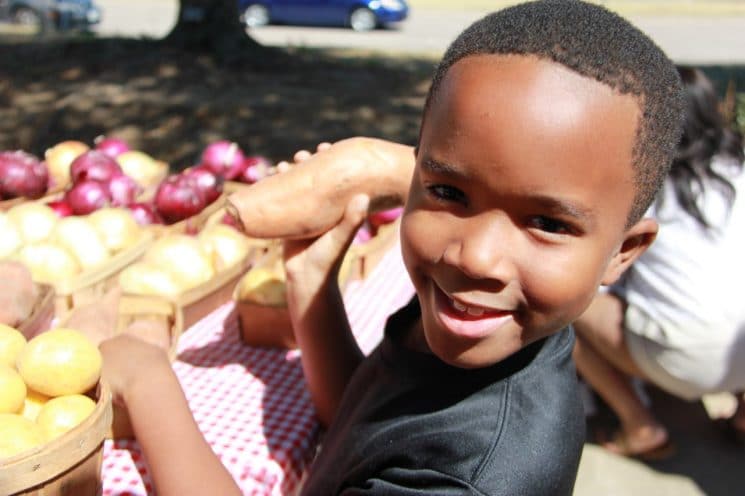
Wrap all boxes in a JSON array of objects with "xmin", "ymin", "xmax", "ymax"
[
  {"xmin": 282, "ymin": 194, "xmax": 370, "ymax": 305},
  {"xmin": 99, "ymin": 334, "xmax": 172, "ymax": 407},
  {"xmin": 63, "ymin": 287, "xmax": 121, "ymax": 346}
]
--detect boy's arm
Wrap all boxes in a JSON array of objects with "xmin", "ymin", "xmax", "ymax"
[
  {"xmin": 283, "ymin": 195, "xmax": 371, "ymax": 428},
  {"xmin": 100, "ymin": 335, "xmax": 241, "ymax": 496}
]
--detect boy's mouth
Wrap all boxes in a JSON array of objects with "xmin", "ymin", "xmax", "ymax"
[{"xmin": 432, "ymin": 284, "xmax": 514, "ymax": 339}]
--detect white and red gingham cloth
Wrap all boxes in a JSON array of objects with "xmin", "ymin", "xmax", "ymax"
[{"xmin": 101, "ymin": 240, "xmax": 416, "ymax": 496}]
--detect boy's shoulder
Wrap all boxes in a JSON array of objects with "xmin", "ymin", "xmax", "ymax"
[{"xmin": 301, "ymin": 299, "xmax": 584, "ymax": 496}]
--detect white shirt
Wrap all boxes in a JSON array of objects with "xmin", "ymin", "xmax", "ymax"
[{"xmin": 619, "ymin": 155, "xmax": 745, "ymax": 348}]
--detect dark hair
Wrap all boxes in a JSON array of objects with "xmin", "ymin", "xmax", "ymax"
[
  {"xmin": 423, "ymin": 0, "xmax": 685, "ymax": 225},
  {"xmin": 664, "ymin": 66, "xmax": 744, "ymax": 228}
]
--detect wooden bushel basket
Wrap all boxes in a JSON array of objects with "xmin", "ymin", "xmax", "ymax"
[
  {"xmin": 116, "ymin": 252, "xmax": 254, "ymax": 362},
  {"xmin": 53, "ymin": 230, "xmax": 154, "ymax": 319},
  {"xmin": 0, "ymin": 381, "xmax": 113, "ymax": 496},
  {"xmin": 234, "ymin": 238, "xmax": 362, "ymax": 350},
  {"xmin": 111, "ymin": 253, "xmax": 255, "ymax": 439}
]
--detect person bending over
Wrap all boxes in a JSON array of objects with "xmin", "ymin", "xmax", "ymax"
[{"xmin": 572, "ymin": 65, "xmax": 745, "ymax": 459}]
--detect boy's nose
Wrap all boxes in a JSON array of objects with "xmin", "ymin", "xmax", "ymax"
[{"xmin": 441, "ymin": 216, "xmax": 517, "ymax": 282}]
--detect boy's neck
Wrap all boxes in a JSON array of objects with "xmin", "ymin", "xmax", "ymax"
[{"xmin": 402, "ymin": 318, "xmax": 431, "ymax": 354}]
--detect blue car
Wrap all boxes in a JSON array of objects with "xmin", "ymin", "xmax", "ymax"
[{"xmin": 239, "ymin": 0, "xmax": 409, "ymax": 32}]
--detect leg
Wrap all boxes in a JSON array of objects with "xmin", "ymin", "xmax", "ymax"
[{"xmin": 573, "ymin": 293, "xmax": 670, "ymax": 457}]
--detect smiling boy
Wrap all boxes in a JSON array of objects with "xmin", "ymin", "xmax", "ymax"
[
  {"xmin": 284, "ymin": 1, "xmax": 684, "ymax": 494},
  {"xmin": 98, "ymin": 1, "xmax": 684, "ymax": 494}
]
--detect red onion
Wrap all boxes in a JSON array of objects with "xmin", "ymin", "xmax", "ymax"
[
  {"xmin": 154, "ymin": 174, "xmax": 207, "ymax": 224},
  {"xmin": 46, "ymin": 200, "xmax": 74, "ymax": 218},
  {"xmin": 70, "ymin": 150, "xmax": 123, "ymax": 184},
  {"xmin": 184, "ymin": 164, "xmax": 224, "ymax": 204},
  {"xmin": 0, "ymin": 150, "xmax": 49, "ymax": 199},
  {"xmin": 201, "ymin": 141, "xmax": 246, "ymax": 180},
  {"xmin": 369, "ymin": 207, "xmax": 404, "ymax": 228},
  {"xmin": 220, "ymin": 212, "xmax": 242, "ymax": 230},
  {"xmin": 239, "ymin": 155, "xmax": 272, "ymax": 184},
  {"xmin": 108, "ymin": 173, "xmax": 142, "ymax": 206},
  {"xmin": 64, "ymin": 179, "xmax": 111, "ymax": 215},
  {"xmin": 127, "ymin": 202, "xmax": 164, "ymax": 226},
  {"xmin": 94, "ymin": 136, "xmax": 130, "ymax": 158}
]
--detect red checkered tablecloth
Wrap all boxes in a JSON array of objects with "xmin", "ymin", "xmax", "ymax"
[{"xmin": 101, "ymin": 240, "xmax": 416, "ymax": 495}]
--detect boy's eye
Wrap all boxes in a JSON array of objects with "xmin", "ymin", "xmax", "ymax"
[
  {"xmin": 426, "ymin": 184, "xmax": 467, "ymax": 205},
  {"xmin": 529, "ymin": 216, "xmax": 572, "ymax": 235}
]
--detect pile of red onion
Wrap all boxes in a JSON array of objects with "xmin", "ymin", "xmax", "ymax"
[
  {"xmin": 0, "ymin": 150, "xmax": 49, "ymax": 200},
  {"xmin": 94, "ymin": 135, "xmax": 130, "ymax": 158},
  {"xmin": 57, "ymin": 149, "xmax": 141, "ymax": 215},
  {"xmin": 201, "ymin": 141, "xmax": 272, "ymax": 185}
]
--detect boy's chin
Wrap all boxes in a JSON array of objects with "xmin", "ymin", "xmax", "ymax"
[{"xmin": 424, "ymin": 330, "xmax": 526, "ymax": 370}]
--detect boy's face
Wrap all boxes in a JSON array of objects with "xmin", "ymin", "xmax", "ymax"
[{"xmin": 401, "ymin": 54, "xmax": 656, "ymax": 368}]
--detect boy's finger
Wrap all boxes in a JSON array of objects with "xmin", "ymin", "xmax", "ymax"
[{"xmin": 324, "ymin": 194, "xmax": 370, "ymax": 255}]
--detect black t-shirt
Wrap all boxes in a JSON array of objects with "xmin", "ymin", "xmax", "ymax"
[{"xmin": 301, "ymin": 298, "xmax": 585, "ymax": 495}]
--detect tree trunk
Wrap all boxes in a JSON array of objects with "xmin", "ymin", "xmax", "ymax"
[{"xmin": 166, "ymin": 0, "xmax": 264, "ymax": 57}]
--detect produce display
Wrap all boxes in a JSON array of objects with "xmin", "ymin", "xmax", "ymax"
[
  {"xmin": 0, "ymin": 151, "xmax": 50, "ymax": 201},
  {"xmin": 44, "ymin": 141, "xmax": 90, "ymax": 189},
  {"xmin": 0, "ymin": 205, "xmax": 145, "ymax": 286},
  {"xmin": 119, "ymin": 224, "xmax": 252, "ymax": 298},
  {"xmin": 0, "ymin": 326, "xmax": 102, "ymax": 460}
]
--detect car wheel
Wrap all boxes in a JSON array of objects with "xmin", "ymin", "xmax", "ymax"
[
  {"xmin": 242, "ymin": 4, "xmax": 270, "ymax": 28},
  {"xmin": 11, "ymin": 6, "xmax": 50, "ymax": 34},
  {"xmin": 12, "ymin": 6, "xmax": 40, "ymax": 25},
  {"xmin": 349, "ymin": 7, "xmax": 377, "ymax": 32}
]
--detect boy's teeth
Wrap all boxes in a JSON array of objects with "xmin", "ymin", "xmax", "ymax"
[
  {"xmin": 452, "ymin": 299, "xmax": 467, "ymax": 312},
  {"xmin": 450, "ymin": 298, "xmax": 485, "ymax": 316}
]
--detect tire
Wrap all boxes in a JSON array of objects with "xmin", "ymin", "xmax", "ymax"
[
  {"xmin": 242, "ymin": 4, "xmax": 269, "ymax": 28},
  {"xmin": 11, "ymin": 6, "xmax": 50, "ymax": 35},
  {"xmin": 348, "ymin": 7, "xmax": 376, "ymax": 32}
]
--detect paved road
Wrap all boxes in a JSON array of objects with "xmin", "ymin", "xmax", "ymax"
[{"xmin": 94, "ymin": 0, "xmax": 745, "ymax": 64}]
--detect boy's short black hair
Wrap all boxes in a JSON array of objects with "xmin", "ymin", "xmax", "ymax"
[{"xmin": 424, "ymin": 0, "xmax": 685, "ymax": 225}]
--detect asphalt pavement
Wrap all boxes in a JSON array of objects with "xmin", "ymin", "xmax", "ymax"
[{"xmin": 92, "ymin": 0, "xmax": 745, "ymax": 64}]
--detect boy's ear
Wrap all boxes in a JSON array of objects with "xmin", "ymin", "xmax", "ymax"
[{"xmin": 601, "ymin": 217, "xmax": 658, "ymax": 286}]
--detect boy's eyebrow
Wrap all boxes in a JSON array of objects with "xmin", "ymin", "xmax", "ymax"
[
  {"xmin": 420, "ymin": 157, "xmax": 461, "ymax": 177},
  {"xmin": 531, "ymin": 195, "xmax": 595, "ymax": 226}
]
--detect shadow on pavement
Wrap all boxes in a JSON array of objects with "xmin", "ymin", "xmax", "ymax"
[{"xmin": 584, "ymin": 385, "xmax": 745, "ymax": 496}]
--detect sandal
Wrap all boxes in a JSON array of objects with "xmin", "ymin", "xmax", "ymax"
[{"xmin": 597, "ymin": 428, "xmax": 676, "ymax": 461}]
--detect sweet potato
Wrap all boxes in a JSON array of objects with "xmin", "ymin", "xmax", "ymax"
[
  {"xmin": 0, "ymin": 261, "xmax": 38, "ymax": 327},
  {"xmin": 225, "ymin": 137, "xmax": 414, "ymax": 239}
]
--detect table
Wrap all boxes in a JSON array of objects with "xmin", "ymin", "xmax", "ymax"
[{"xmin": 101, "ymin": 240, "xmax": 416, "ymax": 495}]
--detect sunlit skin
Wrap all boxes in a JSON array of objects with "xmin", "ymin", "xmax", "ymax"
[{"xmin": 400, "ymin": 54, "xmax": 658, "ymax": 368}]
